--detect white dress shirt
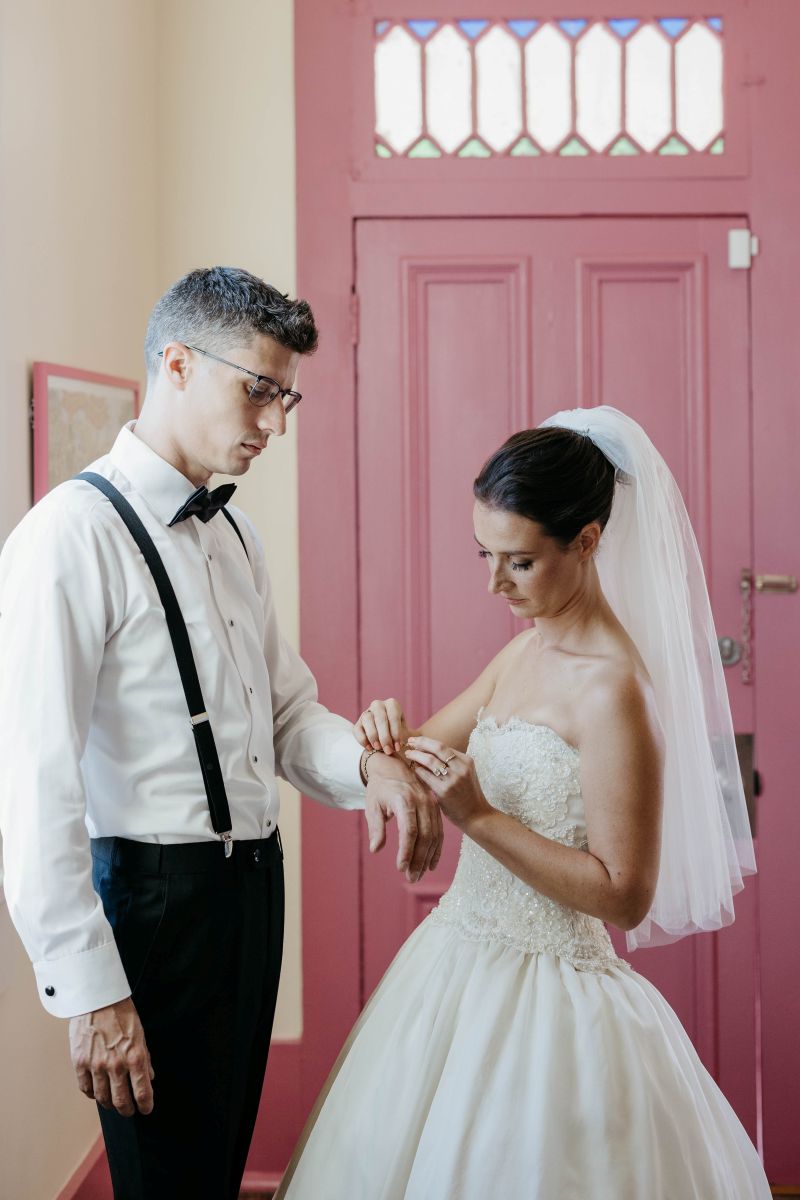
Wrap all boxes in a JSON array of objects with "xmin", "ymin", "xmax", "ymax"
[{"xmin": 0, "ymin": 425, "xmax": 364, "ymax": 1018}]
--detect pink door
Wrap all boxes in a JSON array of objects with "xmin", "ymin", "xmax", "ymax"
[{"xmin": 356, "ymin": 216, "xmax": 758, "ymax": 1139}]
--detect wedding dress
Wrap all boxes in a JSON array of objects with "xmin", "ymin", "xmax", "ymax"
[{"xmin": 277, "ymin": 712, "xmax": 770, "ymax": 1199}]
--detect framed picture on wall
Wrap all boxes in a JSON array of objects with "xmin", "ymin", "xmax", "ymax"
[{"xmin": 32, "ymin": 362, "xmax": 140, "ymax": 502}]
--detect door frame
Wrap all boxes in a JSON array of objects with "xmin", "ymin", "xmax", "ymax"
[{"xmin": 248, "ymin": 0, "xmax": 800, "ymax": 1184}]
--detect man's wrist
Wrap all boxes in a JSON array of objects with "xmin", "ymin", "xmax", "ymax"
[{"xmin": 362, "ymin": 749, "xmax": 411, "ymax": 782}]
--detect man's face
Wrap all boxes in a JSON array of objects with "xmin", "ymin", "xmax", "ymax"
[{"xmin": 163, "ymin": 333, "xmax": 300, "ymax": 481}]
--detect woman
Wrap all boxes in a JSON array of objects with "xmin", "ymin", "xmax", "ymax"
[{"xmin": 277, "ymin": 407, "xmax": 768, "ymax": 1199}]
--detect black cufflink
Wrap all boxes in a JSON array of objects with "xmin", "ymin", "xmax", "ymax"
[{"xmin": 45, "ymin": 986, "xmax": 55, "ymax": 997}]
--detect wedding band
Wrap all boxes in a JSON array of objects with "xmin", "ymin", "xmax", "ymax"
[{"xmin": 444, "ymin": 754, "xmax": 456, "ymax": 764}]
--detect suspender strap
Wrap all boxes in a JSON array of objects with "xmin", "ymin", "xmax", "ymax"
[
  {"xmin": 76, "ymin": 472, "xmax": 234, "ymax": 848},
  {"xmin": 221, "ymin": 507, "xmax": 249, "ymax": 561}
]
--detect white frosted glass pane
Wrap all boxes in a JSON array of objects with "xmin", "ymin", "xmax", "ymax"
[
  {"xmin": 525, "ymin": 24, "xmax": 572, "ymax": 151},
  {"xmin": 626, "ymin": 25, "xmax": 672, "ymax": 151},
  {"xmin": 375, "ymin": 26, "xmax": 423, "ymax": 153},
  {"xmin": 676, "ymin": 23, "xmax": 724, "ymax": 149},
  {"xmin": 576, "ymin": 23, "xmax": 622, "ymax": 150},
  {"xmin": 476, "ymin": 26, "xmax": 522, "ymax": 151},
  {"xmin": 426, "ymin": 25, "xmax": 472, "ymax": 153}
]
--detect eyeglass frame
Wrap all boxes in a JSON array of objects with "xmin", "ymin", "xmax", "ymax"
[{"xmin": 157, "ymin": 343, "xmax": 302, "ymax": 413}]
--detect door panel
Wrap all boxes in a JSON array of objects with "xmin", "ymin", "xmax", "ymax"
[{"xmin": 356, "ymin": 216, "xmax": 757, "ymax": 1138}]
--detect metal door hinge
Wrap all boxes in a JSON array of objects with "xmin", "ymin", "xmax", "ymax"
[
  {"xmin": 350, "ymin": 291, "xmax": 360, "ymax": 346},
  {"xmin": 728, "ymin": 229, "xmax": 760, "ymax": 270}
]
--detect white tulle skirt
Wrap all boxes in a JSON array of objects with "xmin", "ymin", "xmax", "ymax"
[{"xmin": 277, "ymin": 919, "xmax": 770, "ymax": 1199}]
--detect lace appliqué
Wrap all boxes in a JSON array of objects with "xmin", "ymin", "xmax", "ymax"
[{"xmin": 429, "ymin": 716, "xmax": 621, "ymax": 973}]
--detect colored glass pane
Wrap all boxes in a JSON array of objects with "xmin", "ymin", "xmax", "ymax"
[
  {"xmin": 476, "ymin": 25, "xmax": 523, "ymax": 151},
  {"xmin": 676, "ymin": 22, "xmax": 723, "ymax": 149},
  {"xmin": 659, "ymin": 134, "xmax": 690, "ymax": 154},
  {"xmin": 560, "ymin": 136, "xmax": 590, "ymax": 156},
  {"xmin": 508, "ymin": 20, "xmax": 539, "ymax": 39},
  {"xmin": 707, "ymin": 17, "xmax": 723, "ymax": 32},
  {"xmin": 375, "ymin": 25, "xmax": 423, "ymax": 153},
  {"xmin": 375, "ymin": 20, "xmax": 390, "ymax": 36},
  {"xmin": 626, "ymin": 24, "xmax": 672, "ymax": 151},
  {"xmin": 659, "ymin": 17, "xmax": 689, "ymax": 38},
  {"xmin": 408, "ymin": 137, "xmax": 441, "ymax": 157},
  {"xmin": 609, "ymin": 18, "xmax": 639, "ymax": 38},
  {"xmin": 426, "ymin": 25, "xmax": 472, "ymax": 154},
  {"xmin": 559, "ymin": 19, "xmax": 588, "ymax": 38},
  {"xmin": 609, "ymin": 135, "xmax": 639, "ymax": 155},
  {"xmin": 458, "ymin": 137, "xmax": 491, "ymax": 157},
  {"xmin": 525, "ymin": 24, "xmax": 572, "ymax": 152},
  {"xmin": 459, "ymin": 20, "xmax": 489, "ymax": 39},
  {"xmin": 375, "ymin": 142, "xmax": 392, "ymax": 157},
  {"xmin": 408, "ymin": 20, "xmax": 438, "ymax": 40},
  {"xmin": 510, "ymin": 136, "xmax": 541, "ymax": 156},
  {"xmin": 709, "ymin": 135, "xmax": 725, "ymax": 154},
  {"xmin": 576, "ymin": 22, "xmax": 622, "ymax": 150}
]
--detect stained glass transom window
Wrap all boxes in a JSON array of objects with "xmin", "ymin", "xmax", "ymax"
[{"xmin": 373, "ymin": 17, "xmax": 724, "ymax": 158}]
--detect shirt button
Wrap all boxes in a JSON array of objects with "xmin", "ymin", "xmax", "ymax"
[
  {"xmin": 207, "ymin": 554, "xmax": 213, "ymax": 562},
  {"xmin": 266, "ymin": 819, "xmax": 272, "ymax": 830},
  {"xmin": 45, "ymin": 986, "xmax": 55, "ymax": 997},
  {"xmin": 253, "ymin": 848, "xmax": 261, "ymax": 864},
  {"xmin": 249, "ymin": 687, "xmax": 253, "ymax": 695},
  {"xmin": 229, "ymin": 619, "xmax": 235, "ymax": 627},
  {"xmin": 253, "ymin": 755, "xmax": 258, "ymax": 763}
]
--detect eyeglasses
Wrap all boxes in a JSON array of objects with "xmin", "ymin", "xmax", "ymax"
[{"xmin": 158, "ymin": 344, "xmax": 302, "ymax": 413}]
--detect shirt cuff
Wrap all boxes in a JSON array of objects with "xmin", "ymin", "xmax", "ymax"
[
  {"xmin": 327, "ymin": 734, "xmax": 367, "ymax": 809},
  {"xmin": 33, "ymin": 940, "xmax": 131, "ymax": 1018}
]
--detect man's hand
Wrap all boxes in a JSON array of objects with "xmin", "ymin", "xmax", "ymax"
[
  {"xmin": 364, "ymin": 752, "xmax": 444, "ymax": 882},
  {"xmin": 69, "ymin": 996, "xmax": 155, "ymax": 1117}
]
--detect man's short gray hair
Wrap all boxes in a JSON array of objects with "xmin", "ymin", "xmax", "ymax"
[{"xmin": 144, "ymin": 266, "xmax": 319, "ymax": 379}]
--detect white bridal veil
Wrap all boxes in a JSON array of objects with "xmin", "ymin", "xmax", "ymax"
[{"xmin": 541, "ymin": 406, "xmax": 756, "ymax": 950}]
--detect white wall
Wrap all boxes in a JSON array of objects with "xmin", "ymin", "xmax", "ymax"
[{"xmin": 0, "ymin": 1, "xmax": 302, "ymax": 1195}]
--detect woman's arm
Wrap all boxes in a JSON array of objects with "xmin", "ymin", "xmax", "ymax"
[
  {"xmin": 406, "ymin": 669, "xmax": 664, "ymax": 931},
  {"xmin": 356, "ymin": 630, "xmax": 537, "ymax": 756}
]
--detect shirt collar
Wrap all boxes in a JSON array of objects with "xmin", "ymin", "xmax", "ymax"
[{"xmin": 108, "ymin": 423, "xmax": 198, "ymax": 527}]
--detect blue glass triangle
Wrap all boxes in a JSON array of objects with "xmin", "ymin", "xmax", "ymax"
[
  {"xmin": 707, "ymin": 17, "xmax": 723, "ymax": 31},
  {"xmin": 408, "ymin": 20, "xmax": 438, "ymax": 39},
  {"xmin": 559, "ymin": 19, "xmax": 588, "ymax": 37},
  {"xmin": 458, "ymin": 19, "xmax": 489, "ymax": 39},
  {"xmin": 608, "ymin": 18, "xmax": 640, "ymax": 38},
  {"xmin": 375, "ymin": 20, "xmax": 390, "ymax": 36},
  {"xmin": 659, "ymin": 18, "xmax": 690, "ymax": 38},
  {"xmin": 508, "ymin": 19, "xmax": 539, "ymax": 39}
]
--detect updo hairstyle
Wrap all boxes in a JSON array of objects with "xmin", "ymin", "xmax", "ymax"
[{"xmin": 473, "ymin": 427, "xmax": 617, "ymax": 547}]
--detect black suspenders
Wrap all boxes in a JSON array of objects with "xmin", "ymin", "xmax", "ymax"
[{"xmin": 77, "ymin": 471, "xmax": 244, "ymax": 856}]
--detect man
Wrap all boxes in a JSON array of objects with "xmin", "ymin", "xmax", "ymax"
[{"xmin": 0, "ymin": 267, "xmax": 442, "ymax": 1198}]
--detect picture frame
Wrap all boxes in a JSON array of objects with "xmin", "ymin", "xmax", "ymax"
[{"xmin": 31, "ymin": 362, "xmax": 141, "ymax": 502}]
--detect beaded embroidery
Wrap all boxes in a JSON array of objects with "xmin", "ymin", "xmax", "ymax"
[{"xmin": 429, "ymin": 714, "xmax": 621, "ymax": 972}]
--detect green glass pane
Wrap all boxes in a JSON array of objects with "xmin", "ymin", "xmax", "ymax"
[
  {"xmin": 375, "ymin": 142, "xmax": 392, "ymax": 158},
  {"xmin": 559, "ymin": 137, "xmax": 590, "ymax": 157},
  {"xmin": 408, "ymin": 137, "xmax": 442, "ymax": 158},
  {"xmin": 609, "ymin": 135, "xmax": 639, "ymax": 156},
  {"xmin": 658, "ymin": 135, "xmax": 690, "ymax": 155},
  {"xmin": 709, "ymin": 136, "xmax": 725, "ymax": 155},
  {"xmin": 458, "ymin": 137, "xmax": 492, "ymax": 158},
  {"xmin": 510, "ymin": 136, "xmax": 541, "ymax": 157}
]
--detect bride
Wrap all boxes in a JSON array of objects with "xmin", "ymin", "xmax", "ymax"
[{"xmin": 277, "ymin": 407, "xmax": 769, "ymax": 1199}]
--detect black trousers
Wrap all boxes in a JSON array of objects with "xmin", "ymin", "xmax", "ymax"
[{"xmin": 91, "ymin": 833, "xmax": 285, "ymax": 1200}]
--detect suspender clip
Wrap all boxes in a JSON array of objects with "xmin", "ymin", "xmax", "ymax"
[
  {"xmin": 191, "ymin": 712, "xmax": 209, "ymax": 726},
  {"xmin": 221, "ymin": 831, "xmax": 234, "ymax": 858}
]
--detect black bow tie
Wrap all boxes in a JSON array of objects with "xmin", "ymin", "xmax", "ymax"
[{"xmin": 168, "ymin": 483, "xmax": 237, "ymax": 527}]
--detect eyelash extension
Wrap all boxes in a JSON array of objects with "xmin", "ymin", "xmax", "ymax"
[{"xmin": 477, "ymin": 550, "xmax": 533, "ymax": 572}]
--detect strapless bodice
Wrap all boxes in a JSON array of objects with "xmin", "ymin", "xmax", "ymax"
[{"xmin": 429, "ymin": 712, "xmax": 620, "ymax": 971}]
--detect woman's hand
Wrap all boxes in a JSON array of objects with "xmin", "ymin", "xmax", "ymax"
[
  {"xmin": 355, "ymin": 699, "xmax": 415, "ymax": 756},
  {"xmin": 405, "ymin": 736, "xmax": 492, "ymax": 830}
]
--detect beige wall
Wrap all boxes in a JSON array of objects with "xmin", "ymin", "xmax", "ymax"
[
  {"xmin": 154, "ymin": 0, "xmax": 303, "ymax": 1047},
  {"xmin": 0, "ymin": 2, "xmax": 301, "ymax": 1196}
]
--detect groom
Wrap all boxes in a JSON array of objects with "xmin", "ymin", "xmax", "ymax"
[{"xmin": 0, "ymin": 267, "xmax": 442, "ymax": 1199}]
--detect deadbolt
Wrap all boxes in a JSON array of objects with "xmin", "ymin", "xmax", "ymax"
[{"xmin": 718, "ymin": 636, "xmax": 742, "ymax": 667}]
